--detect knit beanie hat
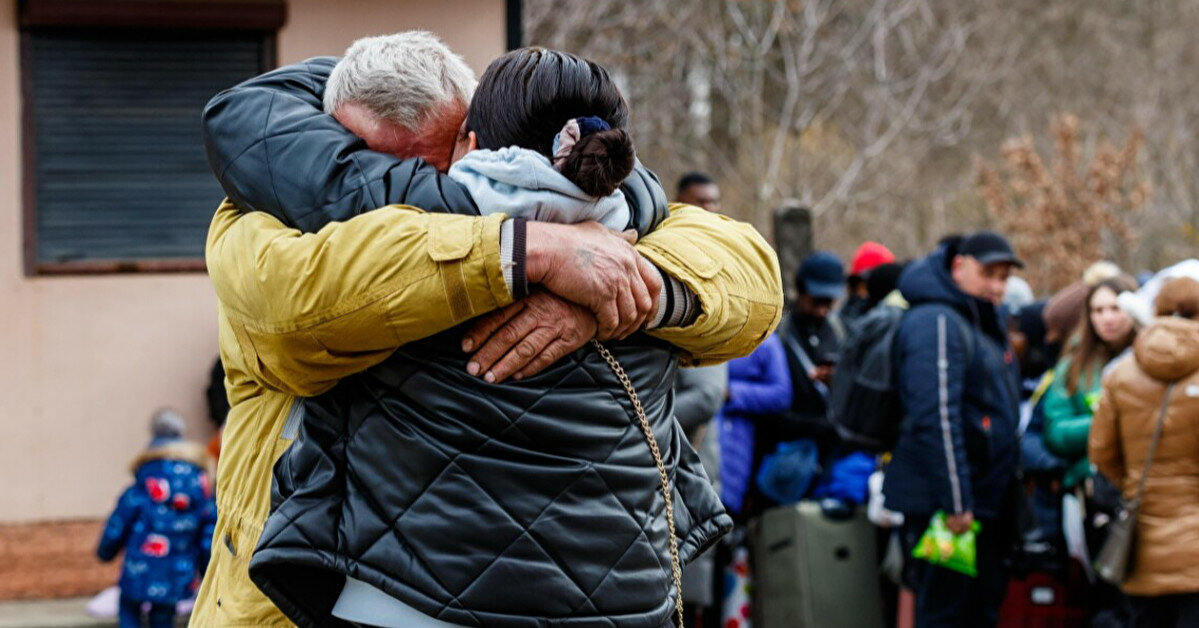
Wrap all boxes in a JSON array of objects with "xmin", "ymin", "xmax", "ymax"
[
  {"xmin": 1004, "ymin": 276, "xmax": 1035, "ymax": 314},
  {"xmin": 865, "ymin": 262, "xmax": 904, "ymax": 307},
  {"xmin": 849, "ymin": 242, "xmax": 895, "ymax": 277},
  {"xmin": 149, "ymin": 408, "xmax": 186, "ymax": 448},
  {"xmin": 1083, "ymin": 261, "xmax": 1121, "ymax": 287}
]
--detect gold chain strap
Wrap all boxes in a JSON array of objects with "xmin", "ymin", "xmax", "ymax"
[{"xmin": 590, "ymin": 340, "xmax": 685, "ymax": 628}]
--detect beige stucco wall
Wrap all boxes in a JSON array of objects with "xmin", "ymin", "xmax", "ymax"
[{"xmin": 0, "ymin": 0, "xmax": 506, "ymax": 523}]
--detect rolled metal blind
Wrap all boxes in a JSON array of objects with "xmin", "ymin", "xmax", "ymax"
[{"xmin": 30, "ymin": 30, "xmax": 265, "ymax": 263}]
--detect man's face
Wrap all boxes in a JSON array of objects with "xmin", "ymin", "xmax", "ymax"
[
  {"xmin": 797, "ymin": 292, "xmax": 836, "ymax": 320},
  {"xmin": 849, "ymin": 276, "xmax": 868, "ymax": 299},
  {"xmin": 951, "ymin": 255, "xmax": 1013, "ymax": 305},
  {"xmin": 333, "ymin": 100, "xmax": 467, "ymax": 173},
  {"xmin": 677, "ymin": 183, "xmax": 721, "ymax": 212}
]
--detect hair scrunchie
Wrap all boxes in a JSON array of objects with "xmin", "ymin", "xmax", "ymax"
[{"xmin": 552, "ymin": 116, "xmax": 611, "ymax": 171}]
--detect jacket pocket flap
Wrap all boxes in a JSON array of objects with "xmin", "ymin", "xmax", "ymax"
[{"xmin": 427, "ymin": 218, "xmax": 474, "ymax": 261}]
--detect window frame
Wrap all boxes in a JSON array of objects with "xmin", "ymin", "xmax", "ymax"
[{"xmin": 20, "ymin": 1, "xmax": 284, "ymax": 276}]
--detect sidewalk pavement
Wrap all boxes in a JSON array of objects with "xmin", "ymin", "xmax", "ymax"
[{"xmin": 0, "ymin": 598, "xmax": 188, "ymax": 628}]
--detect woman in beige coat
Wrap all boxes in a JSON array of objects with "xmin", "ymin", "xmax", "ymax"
[{"xmin": 1090, "ymin": 276, "xmax": 1199, "ymax": 627}]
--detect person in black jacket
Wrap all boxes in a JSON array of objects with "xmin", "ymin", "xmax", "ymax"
[
  {"xmin": 884, "ymin": 231, "xmax": 1023, "ymax": 627},
  {"xmin": 772, "ymin": 252, "xmax": 848, "ymax": 452}
]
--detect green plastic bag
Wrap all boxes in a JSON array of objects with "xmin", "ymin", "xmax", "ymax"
[{"xmin": 911, "ymin": 511, "xmax": 982, "ymax": 577}]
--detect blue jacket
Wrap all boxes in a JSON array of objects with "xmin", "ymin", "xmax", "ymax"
[
  {"xmin": 97, "ymin": 442, "xmax": 216, "ymax": 604},
  {"xmin": 883, "ymin": 248, "xmax": 1021, "ymax": 519},
  {"xmin": 716, "ymin": 334, "xmax": 793, "ymax": 514}
]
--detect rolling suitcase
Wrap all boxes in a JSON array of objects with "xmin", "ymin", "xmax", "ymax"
[
  {"xmin": 751, "ymin": 501, "xmax": 884, "ymax": 628},
  {"xmin": 997, "ymin": 570, "xmax": 1087, "ymax": 628}
]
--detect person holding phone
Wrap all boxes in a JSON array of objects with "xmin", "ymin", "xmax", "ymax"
[{"xmin": 774, "ymin": 252, "xmax": 849, "ymax": 450}]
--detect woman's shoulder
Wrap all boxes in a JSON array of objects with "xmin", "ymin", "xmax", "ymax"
[{"xmin": 1100, "ymin": 352, "xmax": 1150, "ymax": 393}]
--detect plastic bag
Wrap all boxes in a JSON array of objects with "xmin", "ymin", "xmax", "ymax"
[
  {"xmin": 911, "ymin": 511, "xmax": 981, "ymax": 577},
  {"xmin": 754, "ymin": 439, "xmax": 820, "ymax": 506},
  {"xmin": 812, "ymin": 451, "xmax": 876, "ymax": 504}
]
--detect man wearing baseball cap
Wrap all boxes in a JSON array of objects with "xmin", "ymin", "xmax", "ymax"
[
  {"xmin": 763, "ymin": 252, "xmax": 850, "ymax": 474},
  {"xmin": 884, "ymin": 230, "xmax": 1024, "ymax": 626}
]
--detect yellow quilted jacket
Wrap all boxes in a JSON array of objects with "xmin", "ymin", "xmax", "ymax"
[{"xmin": 191, "ymin": 201, "xmax": 781, "ymax": 626}]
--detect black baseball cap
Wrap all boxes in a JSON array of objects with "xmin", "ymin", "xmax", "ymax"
[
  {"xmin": 958, "ymin": 231, "xmax": 1024, "ymax": 269},
  {"xmin": 796, "ymin": 251, "xmax": 846, "ymax": 299}
]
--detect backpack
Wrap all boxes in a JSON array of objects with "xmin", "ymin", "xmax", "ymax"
[{"xmin": 828, "ymin": 303, "xmax": 974, "ymax": 452}]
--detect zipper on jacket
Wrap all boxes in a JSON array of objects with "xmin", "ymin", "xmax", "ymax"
[{"xmin": 937, "ymin": 314, "xmax": 966, "ymax": 514}]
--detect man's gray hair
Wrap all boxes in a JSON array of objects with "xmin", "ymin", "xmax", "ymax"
[{"xmin": 324, "ymin": 32, "xmax": 477, "ymax": 130}]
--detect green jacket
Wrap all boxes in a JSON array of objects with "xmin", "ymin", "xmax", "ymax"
[{"xmin": 1042, "ymin": 357, "xmax": 1103, "ymax": 487}]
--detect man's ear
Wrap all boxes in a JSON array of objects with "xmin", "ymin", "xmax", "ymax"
[
  {"xmin": 949, "ymin": 254, "xmax": 967, "ymax": 284},
  {"xmin": 468, "ymin": 131, "xmax": 478, "ymax": 152}
]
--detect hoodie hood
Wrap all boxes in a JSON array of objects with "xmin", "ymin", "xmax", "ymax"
[
  {"xmin": 898, "ymin": 247, "xmax": 1006, "ymax": 343},
  {"xmin": 1134, "ymin": 317, "xmax": 1199, "ymax": 382},
  {"xmin": 131, "ymin": 440, "xmax": 212, "ymax": 476},
  {"xmin": 448, "ymin": 146, "xmax": 631, "ymax": 230}
]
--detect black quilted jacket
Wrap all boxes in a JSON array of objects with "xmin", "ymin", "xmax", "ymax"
[{"xmin": 202, "ymin": 59, "xmax": 731, "ymax": 627}]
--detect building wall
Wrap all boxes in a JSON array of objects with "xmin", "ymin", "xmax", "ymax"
[{"xmin": 0, "ymin": 0, "xmax": 507, "ymax": 524}]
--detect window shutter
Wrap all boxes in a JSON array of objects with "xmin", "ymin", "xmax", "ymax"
[{"xmin": 29, "ymin": 30, "xmax": 266, "ymax": 264}]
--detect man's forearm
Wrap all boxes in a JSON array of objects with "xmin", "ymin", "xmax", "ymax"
[{"xmin": 208, "ymin": 200, "xmax": 513, "ymax": 396}]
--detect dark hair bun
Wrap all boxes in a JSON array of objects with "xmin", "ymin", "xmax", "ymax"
[{"xmin": 560, "ymin": 128, "xmax": 635, "ymax": 198}]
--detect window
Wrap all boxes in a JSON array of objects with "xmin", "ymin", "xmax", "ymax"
[{"xmin": 21, "ymin": 2, "xmax": 284, "ymax": 274}]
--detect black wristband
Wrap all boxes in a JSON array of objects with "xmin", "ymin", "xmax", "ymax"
[{"xmin": 512, "ymin": 218, "xmax": 529, "ymax": 300}]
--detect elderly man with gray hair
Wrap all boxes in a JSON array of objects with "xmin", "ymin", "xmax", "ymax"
[
  {"xmin": 323, "ymin": 33, "xmax": 477, "ymax": 173},
  {"xmin": 195, "ymin": 32, "xmax": 781, "ymax": 627}
]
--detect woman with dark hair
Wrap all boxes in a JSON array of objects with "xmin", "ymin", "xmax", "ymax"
[
  {"xmin": 443, "ymin": 48, "xmax": 639, "ymax": 231},
  {"xmin": 248, "ymin": 48, "xmax": 735, "ymax": 628},
  {"xmin": 1043, "ymin": 275, "xmax": 1139, "ymax": 489}
]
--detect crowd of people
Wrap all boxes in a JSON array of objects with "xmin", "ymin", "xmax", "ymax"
[
  {"xmin": 90, "ymin": 30, "xmax": 1199, "ymax": 628},
  {"xmin": 675, "ymin": 169, "xmax": 1199, "ymax": 628}
]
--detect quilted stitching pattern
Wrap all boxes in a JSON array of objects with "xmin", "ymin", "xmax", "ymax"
[{"xmin": 251, "ymin": 329, "xmax": 731, "ymax": 627}]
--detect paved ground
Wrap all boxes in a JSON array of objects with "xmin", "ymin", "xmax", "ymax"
[
  {"xmin": 0, "ymin": 598, "xmax": 189, "ymax": 628},
  {"xmin": 0, "ymin": 598, "xmax": 111, "ymax": 628}
]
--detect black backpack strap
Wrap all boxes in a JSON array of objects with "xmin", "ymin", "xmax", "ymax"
[{"xmin": 779, "ymin": 317, "xmax": 818, "ymax": 375}]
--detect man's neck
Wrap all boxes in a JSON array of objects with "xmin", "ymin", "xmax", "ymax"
[{"xmin": 791, "ymin": 310, "xmax": 826, "ymax": 330}]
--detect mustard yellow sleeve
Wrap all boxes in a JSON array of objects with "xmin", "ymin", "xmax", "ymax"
[
  {"xmin": 206, "ymin": 200, "xmax": 513, "ymax": 397},
  {"xmin": 637, "ymin": 203, "xmax": 783, "ymax": 366}
]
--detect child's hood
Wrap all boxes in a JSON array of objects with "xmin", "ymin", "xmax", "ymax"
[{"xmin": 130, "ymin": 440, "xmax": 212, "ymax": 477}]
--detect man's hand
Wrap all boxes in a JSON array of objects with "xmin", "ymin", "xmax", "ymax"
[
  {"xmin": 945, "ymin": 511, "xmax": 975, "ymax": 535},
  {"xmin": 809, "ymin": 365, "xmax": 834, "ymax": 385},
  {"xmin": 525, "ymin": 221, "xmax": 662, "ymax": 340},
  {"xmin": 462, "ymin": 291, "xmax": 598, "ymax": 383}
]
